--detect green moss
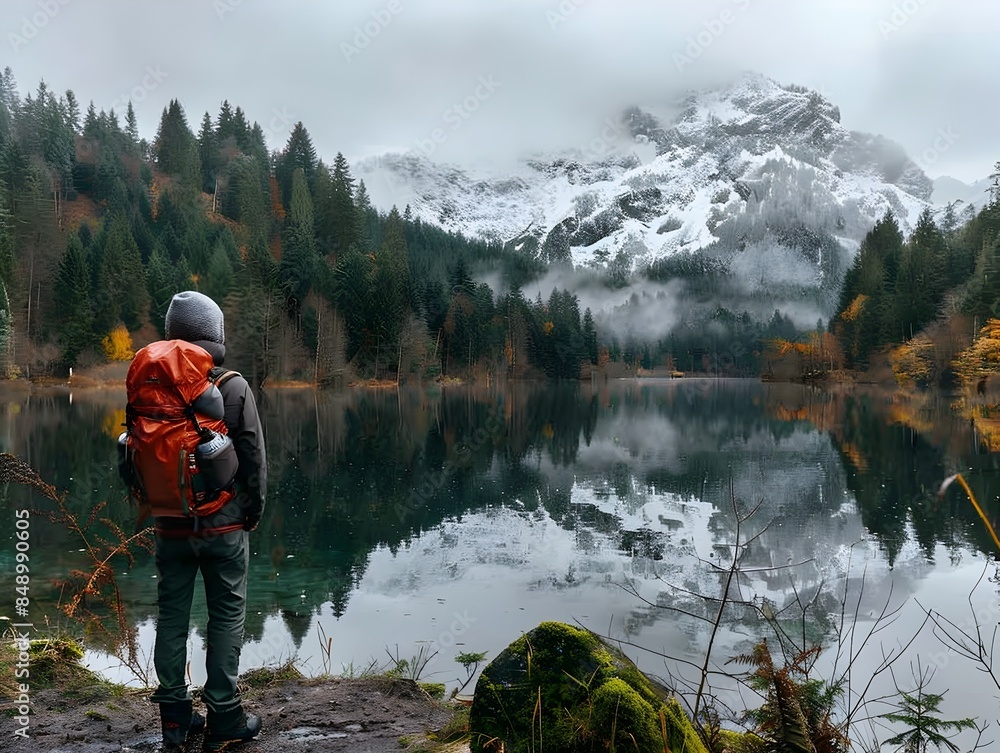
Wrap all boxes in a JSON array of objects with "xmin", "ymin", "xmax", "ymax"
[
  {"xmin": 420, "ymin": 682, "xmax": 446, "ymax": 700},
  {"xmin": 399, "ymin": 707, "xmax": 470, "ymax": 751},
  {"xmin": 18, "ymin": 637, "xmax": 127, "ymax": 699},
  {"xmin": 661, "ymin": 698, "xmax": 710, "ymax": 753},
  {"xmin": 85, "ymin": 709, "xmax": 109, "ymax": 721},
  {"xmin": 239, "ymin": 660, "xmax": 303, "ymax": 691},
  {"xmin": 717, "ymin": 729, "xmax": 767, "ymax": 753},
  {"xmin": 28, "ymin": 637, "xmax": 87, "ymax": 686},
  {"xmin": 470, "ymin": 621, "xmax": 708, "ymax": 753},
  {"xmin": 591, "ymin": 677, "xmax": 661, "ymax": 751},
  {"xmin": 438, "ymin": 706, "xmax": 470, "ymax": 740}
]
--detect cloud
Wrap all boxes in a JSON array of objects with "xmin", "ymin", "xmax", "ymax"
[{"xmin": 2, "ymin": 0, "xmax": 996, "ymax": 182}]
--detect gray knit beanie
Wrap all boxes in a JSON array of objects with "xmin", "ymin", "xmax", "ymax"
[{"xmin": 165, "ymin": 291, "xmax": 225, "ymax": 344}]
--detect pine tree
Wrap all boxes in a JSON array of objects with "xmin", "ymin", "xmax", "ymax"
[
  {"xmin": 217, "ymin": 99, "xmax": 234, "ymax": 133},
  {"xmin": 354, "ymin": 179, "xmax": 373, "ymax": 249},
  {"xmin": 146, "ymin": 242, "xmax": 181, "ymax": 335},
  {"xmin": 0, "ymin": 182, "xmax": 14, "ymax": 289},
  {"xmin": 231, "ymin": 106, "xmax": 250, "ymax": 149},
  {"xmin": 125, "ymin": 101, "xmax": 139, "ymax": 145},
  {"xmin": 203, "ymin": 238, "xmax": 235, "ymax": 304},
  {"xmin": 334, "ymin": 243, "xmax": 373, "ymax": 361},
  {"xmin": 989, "ymin": 161, "xmax": 1000, "ymax": 205},
  {"xmin": 54, "ymin": 234, "xmax": 93, "ymax": 366},
  {"xmin": 878, "ymin": 668, "xmax": 976, "ymax": 753},
  {"xmin": 834, "ymin": 211, "xmax": 904, "ymax": 366},
  {"xmin": 583, "ymin": 308, "xmax": 598, "ymax": 364},
  {"xmin": 197, "ymin": 111, "xmax": 219, "ymax": 195},
  {"xmin": 316, "ymin": 153, "xmax": 359, "ymax": 258},
  {"xmin": 63, "ymin": 89, "xmax": 80, "ymax": 134},
  {"xmin": 371, "ymin": 206, "xmax": 410, "ymax": 359},
  {"xmin": 0, "ymin": 68, "xmax": 18, "ymax": 145},
  {"xmin": 153, "ymin": 99, "xmax": 200, "ymax": 189},
  {"xmin": 279, "ymin": 167, "xmax": 318, "ymax": 312},
  {"xmin": 903, "ymin": 208, "xmax": 948, "ymax": 335},
  {"xmin": 276, "ymin": 122, "xmax": 317, "ymax": 207},
  {"xmin": 83, "ymin": 100, "xmax": 99, "ymax": 139},
  {"xmin": 228, "ymin": 155, "xmax": 270, "ymax": 253},
  {"xmin": 95, "ymin": 212, "xmax": 148, "ymax": 332}
]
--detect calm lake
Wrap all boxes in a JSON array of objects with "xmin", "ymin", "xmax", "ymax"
[{"xmin": 2, "ymin": 379, "xmax": 1000, "ymax": 741}]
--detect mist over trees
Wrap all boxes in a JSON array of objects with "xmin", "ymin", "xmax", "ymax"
[{"xmin": 0, "ymin": 63, "xmax": 997, "ymax": 384}]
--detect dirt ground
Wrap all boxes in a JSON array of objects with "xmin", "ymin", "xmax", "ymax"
[{"xmin": 0, "ymin": 677, "xmax": 469, "ymax": 753}]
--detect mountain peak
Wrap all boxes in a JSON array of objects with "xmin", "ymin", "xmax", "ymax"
[{"xmin": 357, "ymin": 74, "xmax": 930, "ymax": 301}]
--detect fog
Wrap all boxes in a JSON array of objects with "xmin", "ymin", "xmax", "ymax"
[{"xmin": 3, "ymin": 0, "xmax": 997, "ymax": 182}]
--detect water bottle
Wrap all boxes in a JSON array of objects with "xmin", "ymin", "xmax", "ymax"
[{"xmin": 117, "ymin": 431, "xmax": 138, "ymax": 487}]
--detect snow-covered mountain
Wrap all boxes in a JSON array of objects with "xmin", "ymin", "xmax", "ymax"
[{"xmin": 357, "ymin": 72, "xmax": 933, "ymax": 327}]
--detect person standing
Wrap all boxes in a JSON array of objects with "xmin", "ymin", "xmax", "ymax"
[{"xmin": 144, "ymin": 291, "xmax": 267, "ymax": 750}]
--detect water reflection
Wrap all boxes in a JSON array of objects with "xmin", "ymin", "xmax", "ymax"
[{"xmin": 0, "ymin": 380, "xmax": 998, "ymax": 701}]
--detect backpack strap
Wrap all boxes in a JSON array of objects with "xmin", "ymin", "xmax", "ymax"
[{"xmin": 212, "ymin": 368, "xmax": 242, "ymax": 389}]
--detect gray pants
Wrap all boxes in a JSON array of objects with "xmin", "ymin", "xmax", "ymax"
[{"xmin": 150, "ymin": 526, "xmax": 248, "ymax": 713}]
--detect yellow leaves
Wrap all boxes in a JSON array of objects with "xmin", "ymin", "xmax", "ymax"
[
  {"xmin": 983, "ymin": 318, "xmax": 1000, "ymax": 340},
  {"xmin": 840, "ymin": 441, "xmax": 869, "ymax": 473},
  {"xmin": 841, "ymin": 294, "xmax": 868, "ymax": 323},
  {"xmin": 542, "ymin": 321, "xmax": 555, "ymax": 335},
  {"xmin": 972, "ymin": 415, "xmax": 1000, "ymax": 452},
  {"xmin": 765, "ymin": 339, "xmax": 814, "ymax": 359},
  {"xmin": 102, "ymin": 409, "xmax": 127, "ymax": 439},
  {"xmin": 101, "ymin": 324, "xmax": 134, "ymax": 362},
  {"xmin": 890, "ymin": 336, "xmax": 934, "ymax": 388},
  {"xmin": 953, "ymin": 317, "xmax": 1000, "ymax": 391}
]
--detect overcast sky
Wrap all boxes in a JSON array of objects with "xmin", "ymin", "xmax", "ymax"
[{"xmin": 3, "ymin": 0, "xmax": 996, "ymax": 183}]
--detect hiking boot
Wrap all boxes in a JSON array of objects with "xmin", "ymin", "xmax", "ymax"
[
  {"xmin": 160, "ymin": 699, "xmax": 205, "ymax": 750},
  {"xmin": 203, "ymin": 706, "xmax": 261, "ymax": 751}
]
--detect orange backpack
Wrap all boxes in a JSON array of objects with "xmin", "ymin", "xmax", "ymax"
[{"xmin": 123, "ymin": 340, "xmax": 237, "ymax": 518}]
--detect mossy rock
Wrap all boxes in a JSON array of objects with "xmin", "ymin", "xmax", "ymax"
[
  {"xmin": 717, "ymin": 729, "xmax": 767, "ymax": 753},
  {"xmin": 469, "ymin": 621, "xmax": 707, "ymax": 753}
]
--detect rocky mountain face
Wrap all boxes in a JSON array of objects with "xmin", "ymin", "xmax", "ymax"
[{"xmin": 357, "ymin": 73, "xmax": 932, "ymax": 330}]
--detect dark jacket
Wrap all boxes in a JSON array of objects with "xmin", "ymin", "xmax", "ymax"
[{"xmin": 212, "ymin": 364, "xmax": 267, "ymax": 529}]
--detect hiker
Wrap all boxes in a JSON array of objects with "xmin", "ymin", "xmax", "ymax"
[{"xmin": 128, "ymin": 291, "xmax": 267, "ymax": 750}]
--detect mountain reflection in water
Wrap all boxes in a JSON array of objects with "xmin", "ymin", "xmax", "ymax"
[{"xmin": 1, "ymin": 380, "xmax": 998, "ymax": 724}]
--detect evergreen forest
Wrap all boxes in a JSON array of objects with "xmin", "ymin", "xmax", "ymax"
[{"xmin": 1, "ymin": 66, "xmax": 999, "ymax": 386}]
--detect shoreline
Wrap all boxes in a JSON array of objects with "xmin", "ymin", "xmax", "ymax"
[{"xmin": 0, "ymin": 645, "xmax": 470, "ymax": 753}]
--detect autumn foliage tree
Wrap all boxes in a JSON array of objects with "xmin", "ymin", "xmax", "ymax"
[
  {"xmin": 101, "ymin": 324, "xmax": 134, "ymax": 361},
  {"xmin": 952, "ymin": 318, "xmax": 1000, "ymax": 392}
]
